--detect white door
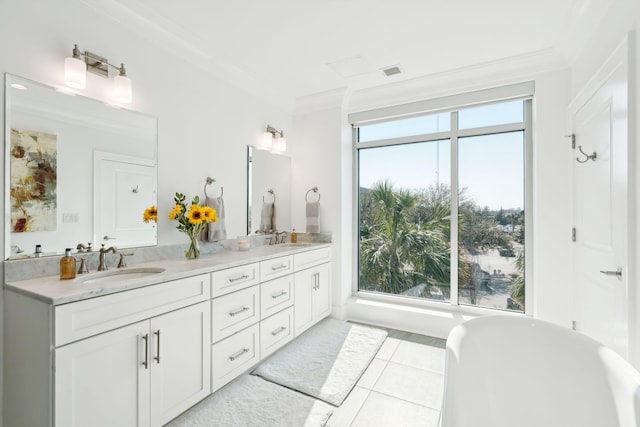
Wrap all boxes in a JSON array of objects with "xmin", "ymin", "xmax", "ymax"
[
  {"xmin": 294, "ymin": 269, "xmax": 315, "ymax": 336},
  {"xmin": 313, "ymin": 263, "xmax": 332, "ymax": 321},
  {"xmin": 149, "ymin": 301, "xmax": 211, "ymax": 427},
  {"xmin": 55, "ymin": 321, "xmax": 151, "ymax": 427},
  {"xmin": 571, "ymin": 41, "xmax": 629, "ymax": 358}
]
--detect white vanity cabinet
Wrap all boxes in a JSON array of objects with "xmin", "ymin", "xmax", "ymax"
[
  {"xmin": 4, "ymin": 273, "xmax": 211, "ymax": 427},
  {"xmin": 293, "ymin": 247, "xmax": 332, "ymax": 336},
  {"xmin": 56, "ymin": 300, "xmax": 210, "ymax": 427}
]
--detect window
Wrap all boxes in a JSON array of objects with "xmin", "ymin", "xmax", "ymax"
[{"xmin": 354, "ymin": 94, "xmax": 531, "ymax": 313}]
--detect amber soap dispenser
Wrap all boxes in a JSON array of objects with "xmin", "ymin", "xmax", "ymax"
[{"xmin": 60, "ymin": 248, "xmax": 77, "ymax": 280}]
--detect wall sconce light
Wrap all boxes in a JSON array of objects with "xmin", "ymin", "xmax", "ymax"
[
  {"xmin": 64, "ymin": 44, "xmax": 133, "ymax": 103},
  {"xmin": 259, "ymin": 125, "xmax": 287, "ymax": 153}
]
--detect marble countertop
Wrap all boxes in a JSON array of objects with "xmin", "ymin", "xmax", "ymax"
[{"xmin": 4, "ymin": 243, "xmax": 331, "ymax": 306}]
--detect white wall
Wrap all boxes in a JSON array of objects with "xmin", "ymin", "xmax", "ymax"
[{"xmin": 0, "ymin": 0, "xmax": 293, "ymax": 416}]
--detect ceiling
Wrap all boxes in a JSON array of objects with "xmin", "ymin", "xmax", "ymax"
[{"xmin": 108, "ymin": 0, "xmax": 614, "ymax": 107}]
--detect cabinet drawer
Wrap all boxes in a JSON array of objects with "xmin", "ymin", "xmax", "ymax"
[
  {"xmin": 260, "ymin": 275, "xmax": 294, "ymax": 320},
  {"xmin": 55, "ymin": 274, "xmax": 210, "ymax": 346},
  {"xmin": 294, "ymin": 247, "xmax": 331, "ymax": 271},
  {"xmin": 260, "ymin": 306, "xmax": 294, "ymax": 358},
  {"xmin": 211, "ymin": 262, "xmax": 260, "ymax": 297},
  {"xmin": 260, "ymin": 255, "xmax": 293, "ymax": 282},
  {"xmin": 211, "ymin": 286, "xmax": 259, "ymax": 343},
  {"xmin": 212, "ymin": 323, "xmax": 260, "ymax": 392}
]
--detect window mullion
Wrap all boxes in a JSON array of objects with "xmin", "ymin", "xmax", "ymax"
[{"xmin": 450, "ymin": 111, "xmax": 459, "ymax": 306}]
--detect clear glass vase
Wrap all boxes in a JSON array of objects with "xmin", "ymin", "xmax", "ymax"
[{"xmin": 185, "ymin": 231, "xmax": 200, "ymax": 259}]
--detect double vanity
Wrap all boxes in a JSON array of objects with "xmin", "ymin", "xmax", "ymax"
[{"xmin": 3, "ymin": 242, "xmax": 332, "ymax": 427}]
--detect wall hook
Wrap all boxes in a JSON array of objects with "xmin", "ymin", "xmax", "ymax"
[{"xmin": 576, "ymin": 145, "xmax": 596, "ymax": 163}]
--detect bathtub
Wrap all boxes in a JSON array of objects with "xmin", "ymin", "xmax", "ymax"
[{"xmin": 441, "ymin": 316, "xmax": 640, "ymax": 427}]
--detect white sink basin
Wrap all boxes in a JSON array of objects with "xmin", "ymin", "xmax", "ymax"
[{"xmin": 77, "ymin": 267, "xmax": 166, "ymax": 284}]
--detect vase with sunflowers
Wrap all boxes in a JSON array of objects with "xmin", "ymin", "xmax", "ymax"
[{"xmin": 168, "ymin": 192, "xmax": 218, "ymax": 259}]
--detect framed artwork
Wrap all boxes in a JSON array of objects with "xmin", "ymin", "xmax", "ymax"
[{"xmin": 10, "ymin": 128, "xmax": 58, "ymax": 232}]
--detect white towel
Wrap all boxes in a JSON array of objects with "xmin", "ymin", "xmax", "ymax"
[
  {"xmin": 306, "ymin": 201, "xmax": 320, "ymax": 233},
  {"xmin": 200, "ymin": 196, "xmax": 227, "ymax": 242},
  {"xmin": 259, "ymin": 202, "xmax": 276, "ymax": 233}
]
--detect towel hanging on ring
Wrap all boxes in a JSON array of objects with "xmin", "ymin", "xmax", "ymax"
[{"xmin": 305, "ymin": 187, "xmax": 320, "ymax": 233}]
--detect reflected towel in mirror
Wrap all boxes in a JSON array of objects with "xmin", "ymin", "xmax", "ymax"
[
  {"xmin": 259, "ymin": 202, "xmax": 276, "ymax": 233},
  {"xmin": 200, "ymin": 196, "xmax": 227, "ymax": 241},
  {"xmin": 306, "ymin": 201, "xmax": 320, "ymax": 233}
]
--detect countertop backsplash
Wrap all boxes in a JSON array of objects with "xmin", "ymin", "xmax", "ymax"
[{"xmin": 3, "ymin": 232, "xmax": 332, "ymax": 283}]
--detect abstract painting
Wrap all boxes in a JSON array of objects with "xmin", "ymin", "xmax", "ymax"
[{"xmin": 10, "ymin": 128, "xmax": 57, "ymax": 232}]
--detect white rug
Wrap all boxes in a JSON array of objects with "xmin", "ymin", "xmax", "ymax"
[
  {"xmin": 252, "ymin": 318, "xmax": 388, "ymax": 406},
  {"xmin": 166, "ymin": 374, "xmax": 334, "ymax": 427}
]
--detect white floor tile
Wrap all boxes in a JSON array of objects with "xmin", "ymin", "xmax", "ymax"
[
  {"xmin": 373, "ymin": 362, "xmax": 444, "ymax": 410},
  {"xmin": 390, "ymin": 340, "xmax": 446, "ymax": 374},
  {"xmin": 350, "ymin": 391, "xmax": 440, "ymax": 427},
  {"xmin": 326, "ymin": 386, "xmax": 370, "ymax": 427},
  {"xmin": 375, "ymin": 337, "xmax": 401, "ymax": 360},
  {"xmin": 357, "ymin": 358, "xmax": 388, "ymax": 389}
]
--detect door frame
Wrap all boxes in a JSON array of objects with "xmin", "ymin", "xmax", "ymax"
[{"xmin": 568, "ymin": 33, "xmax": 637, "ymax": 367}]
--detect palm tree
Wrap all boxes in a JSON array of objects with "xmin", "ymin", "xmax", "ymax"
[{"xmin": 359, "ymin": 180, "xmax": 450, "ymax": 296}]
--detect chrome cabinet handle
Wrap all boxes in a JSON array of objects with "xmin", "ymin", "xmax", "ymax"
[
  {"xmin": 229, "ymin": 274, "xmax": 249, "ymax": 283},
  {"xmin": 271, "ymin": 291, "xmax": 287, "ymax": 299},
  {"xmin": 271, "ymin": 264, "xmax": 288, "ymax": 271},
  {"xmin": 142, "ymin": 334, "xmax": 149, "ymax": 369},
  {"xmin": 600, "ymin": 267, "xmax": 622, "ymax": 279},
  {"xmin": 229, "ymin": 306, "xmax": 250, "ymax": 317},
  {"xmin": 229, "ymin": 348, "xmax": 249, "ymax": 361},
  {"xmin": 154, "ymin": 330, "xmax": 161, "ymax": 363},
  {"xmin": 271, "ymin": 326, "xmax": 287, "ymax": 336}
]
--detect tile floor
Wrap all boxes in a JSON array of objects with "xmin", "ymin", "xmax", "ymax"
[{"xmin": 326, "ymin": 329, "xmax": 446, "ymax": 427}]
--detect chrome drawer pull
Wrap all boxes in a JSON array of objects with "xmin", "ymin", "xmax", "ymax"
[
  {"xmin": 141, "ymin": 334, "xmax": 149, "ymax": 369},
  {"xmin": 229, "ymin": 274, "xmax": 250, "ymax": 283},
  {"xmin": 229, "ymin": 348, "xmax": 250, "ymax": 361},
  {"xmin": 271, "ymin": 326, "xmax": 287, "ymax": 336},
  {"xmin": 154, "ymin": 330, "xmax": 161, "ymax": 364},
  {"xmin": 229, "ymin": 306, "xmax": 250, "ymax": 317},
  {"xmin": 271, "ymin": 291, "xmax": 288, "ymax": 299},
  {"xmin": 271, "ymin": 264, "xmax": 288, "ymax": 271}
]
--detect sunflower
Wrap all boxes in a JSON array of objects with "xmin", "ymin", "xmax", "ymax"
[
  {"xmin": 143, "ymin": 205, "xmax": 157, "ymax": 223},
  {"xmin": 187, "ymin": 205, "xmax": 205, "ymax": 225},
  {"xmin": 168, "ymin": 204, "xmax": 183, "ymax": 220},
  {"xmin": 201, "ymin": 206, "xmax": 219, "ymax": 223}
]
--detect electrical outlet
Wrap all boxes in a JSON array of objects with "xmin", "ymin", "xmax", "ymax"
[{"xmin": 62, "ymin": 213, "xmax": 79, "ymax": 223}]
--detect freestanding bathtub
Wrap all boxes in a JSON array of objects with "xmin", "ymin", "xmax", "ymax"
[{"xmin": 441, "ymin": 316, "xmax": 640, "ymax": 427}]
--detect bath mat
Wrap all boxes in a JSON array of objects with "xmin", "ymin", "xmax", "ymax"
[
  {"xmin": 252, "ymin": 318, "xmax": 388, "ymax": 406},
  {"xmin": 165, "ymin": 374, "xmax": 334, "ymax": 427}
]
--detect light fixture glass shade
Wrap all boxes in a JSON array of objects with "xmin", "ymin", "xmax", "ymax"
[
  {"xmin": 273, "ymin": 136, "xmax": 287, "ymax": 153},
  {"xmin": 258, "ymin": 131, "xmax": 273, "ymax": 150},
  {"xmin": 64, "ymin": 56, "xmax": 86, "ymax": 89},
  {"xmin": 113, "ymin": 74, "xmax": 133, "ymax": 103}
]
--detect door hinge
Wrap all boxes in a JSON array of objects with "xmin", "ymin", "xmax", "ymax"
[
  {"xmin": 566, "ymin": 134, "xmax": 576, "ymax": 149},
  {"xmin": 572, "ymin": 227, "xmax": 576, "ymax": 242}
]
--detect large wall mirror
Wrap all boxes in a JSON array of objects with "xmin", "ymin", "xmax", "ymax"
[
  {"xmin": 247, "ymin": 146, "xmax": 291, "ymax": 235},
  {"xmin": 4, "ymin": 74, "xmax": 158, "ymax": 260}
]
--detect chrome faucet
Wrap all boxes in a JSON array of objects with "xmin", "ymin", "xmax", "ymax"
[
  {"xmin": 275, "ymin": 231, "xmax": 288, "ymax": 244},
  {"xmin": 98, "ymin": 244, "xmax": 117, "ymax": 271}
]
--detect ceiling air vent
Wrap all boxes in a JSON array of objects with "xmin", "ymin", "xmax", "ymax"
[{"xmin": 382, "ymin": 65, "xmax": 402, "ymax": 77}]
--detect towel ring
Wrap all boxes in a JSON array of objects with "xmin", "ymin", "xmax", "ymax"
[
  {"xmin": 263, "ymin": 189, "xmax": 276, "ymax": 203},
  {"xmin": 305, "ymin": 187, "xmax": 320, "ymax": 202},
  {"xmin": 204, "ymin": 177, "xmax": 223, "ymax": 198}
]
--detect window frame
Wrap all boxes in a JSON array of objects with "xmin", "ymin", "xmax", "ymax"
[{"xmin": 351, "ymin": 88, "xmax": 533, "ymax": 316}]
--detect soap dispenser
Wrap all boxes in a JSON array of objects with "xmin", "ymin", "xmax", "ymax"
[
  {"xmin": 290, "ymin": 229, "xmax": 298, "ymax": 243},
  {"xmin": 60, "ymin": 248, "xmax": 77, "ymax": 280}
]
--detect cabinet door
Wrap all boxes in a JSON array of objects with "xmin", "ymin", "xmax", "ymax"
[
  {"xmin": 149, "ymin": 301, "xmax": 211, "ymax": 427},
  {"xmin": 294, "ymin": 269, "xmax": 315, "ymax": 336},
  {"xmin": 313, "ymin": 263, "xmax": 331, "ymax": 321},
  {"xmin": 55, "ymin": 321, "xmax": 150, "ymax": 427}
]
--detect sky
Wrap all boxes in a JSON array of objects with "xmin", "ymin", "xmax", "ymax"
[{"xmin": 358, "ymin": 100, "xmax": 525, "ymax": 210}]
